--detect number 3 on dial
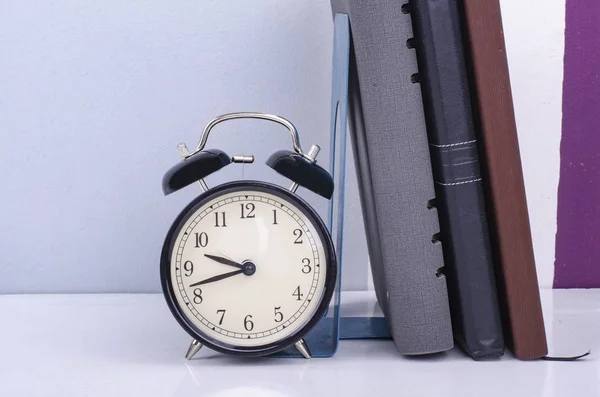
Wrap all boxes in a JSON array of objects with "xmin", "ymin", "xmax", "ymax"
[{"xmin": 301, "ymin": 258, "xmax": 311, "ymax": 274}]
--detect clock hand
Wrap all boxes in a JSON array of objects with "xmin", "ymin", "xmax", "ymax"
[
  {"xmin": 204, "ymin": 254, "xmax": 244, "ymax": 269},
  {"xmin": 189, "ymin": 269, "xmax": 244, "ymax": 287}
]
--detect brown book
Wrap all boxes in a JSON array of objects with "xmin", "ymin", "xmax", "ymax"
[{"xmin": 460, "ymin": 0, "xmax": 548, "ymax": 359}]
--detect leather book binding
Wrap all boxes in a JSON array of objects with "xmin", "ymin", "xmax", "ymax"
[
  {"xmin": 460, "ymin": 0, "xmax": 548, "ymax": 359},
  {"xmin": 331, "ymin": 0, "xmax": 454, "ymax": 354},
  {"xmin": 408, "ymin": 0, "xmax": 505, "ymax": 359}
]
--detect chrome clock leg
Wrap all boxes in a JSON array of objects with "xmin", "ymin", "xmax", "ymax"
[
  {"xmin": 289, "ymin": 182, "xmax": 300, "ymax": 194},
  {"xmin": 185, "ymin": 339, "xmax": 203, "ymax": 360},
  {"xmin": 294, "ymin": 339, "xmax": 312, "ymax": 359}
]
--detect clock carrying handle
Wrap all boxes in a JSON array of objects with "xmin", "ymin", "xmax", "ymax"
[
  {"xmin": 162, "ymin": 112, "xmax": 334, "ymax": 199},
  {"xmin": 188, "ymin": 112, "xmax": 334, "ymax": 199},
  {"xmin": 186, "ymin": 112, "xmax": 315, "ymax": 163}
]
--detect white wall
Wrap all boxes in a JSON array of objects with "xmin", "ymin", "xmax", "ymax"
[
  {"xmin": 0, "ymin": 0, "xmax": 564, "ymax": 293},
  {"xmin": 501, "ymin": 0, "xmax": 566, "ymax": 288}
]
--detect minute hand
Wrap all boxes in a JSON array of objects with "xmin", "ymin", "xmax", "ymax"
[
  {"xmin": 204, "ymin": 254, "xmax": 244, "ymax": 269},
  {"xmin": 189, "ymin": 269, "xmax": 244, "ymax": 287}
]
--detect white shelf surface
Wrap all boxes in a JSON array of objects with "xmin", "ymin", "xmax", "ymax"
[{"xmin": 0, "ymin": 289, "xmax": 598, "ymax": 397}]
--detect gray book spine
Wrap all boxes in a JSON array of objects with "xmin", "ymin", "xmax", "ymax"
[{"xmin": 331, "ymin": 0, "xmax": 453, "ymax": 354}]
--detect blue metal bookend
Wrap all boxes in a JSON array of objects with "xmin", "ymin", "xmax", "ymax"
[{"xmin": 275, "ymin": 14, "xmax": 390, "ymax": 358}]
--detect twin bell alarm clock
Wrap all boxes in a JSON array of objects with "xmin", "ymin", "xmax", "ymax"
[{"xmin": 160, "ymin": 112, "xmax": 337, "ymax": 359}]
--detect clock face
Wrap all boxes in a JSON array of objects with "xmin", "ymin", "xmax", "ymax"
[{"xmin": 161, "ymin": 182, "xmax": 336, "ymax": 355}]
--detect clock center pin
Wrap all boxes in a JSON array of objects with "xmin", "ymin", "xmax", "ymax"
[{"xmin": 242, "ymin": 261, "xmax": 257, "ymax": 276}]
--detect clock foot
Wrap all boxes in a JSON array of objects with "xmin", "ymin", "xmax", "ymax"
[
  {"xmin": 294, "ymin": 339, "xmax": 312, "ymax": 359},
  {"xmin": 185, "ymin": 339, "xmax": 203, "ymax": 360}
]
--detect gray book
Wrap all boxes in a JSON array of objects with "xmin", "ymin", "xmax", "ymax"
[{"xmin": 331, "ymin": 0, "xmax": 453, "ymax": 354}]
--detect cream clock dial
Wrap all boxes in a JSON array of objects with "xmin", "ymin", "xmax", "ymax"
[{"xmin": 161, "ymin": 182, "xmax": 336, "ymax": 357}]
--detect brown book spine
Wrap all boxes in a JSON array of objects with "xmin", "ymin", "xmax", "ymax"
[{"xmin": 460, "ymin": 0, "xmax": 548, "ymax": 359}]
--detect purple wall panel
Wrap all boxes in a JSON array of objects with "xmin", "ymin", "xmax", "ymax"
[{"xmin": 554, "ymin": 0, "xmax": 600, "ymax": 288}]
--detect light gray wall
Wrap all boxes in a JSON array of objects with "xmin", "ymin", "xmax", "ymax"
[
  {"xmin": 0, "ymin": 0, "xmax": 369, "ymax": 293},
  {"xmin": 1, "ymin": 0, "xmax": 565, "ymax": 293}
]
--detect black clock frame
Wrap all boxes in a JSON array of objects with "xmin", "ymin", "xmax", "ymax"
[{"xmin": 160, "ymin": 180, "xmax": 338, "ymax": 357}]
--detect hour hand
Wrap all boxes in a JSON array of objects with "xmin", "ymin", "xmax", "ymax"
[
  {"xmin": 204, "ymin": 254, "xmax": 243, "ymax": 269},
  {"xmin": 189, "ymin": 269, "xmax": 244, "ymax": 287}
]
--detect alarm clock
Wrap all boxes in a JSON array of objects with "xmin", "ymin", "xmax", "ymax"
[{"xmin": 160, "ymin": 112, "xmax": 337, "ymax": 359}]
